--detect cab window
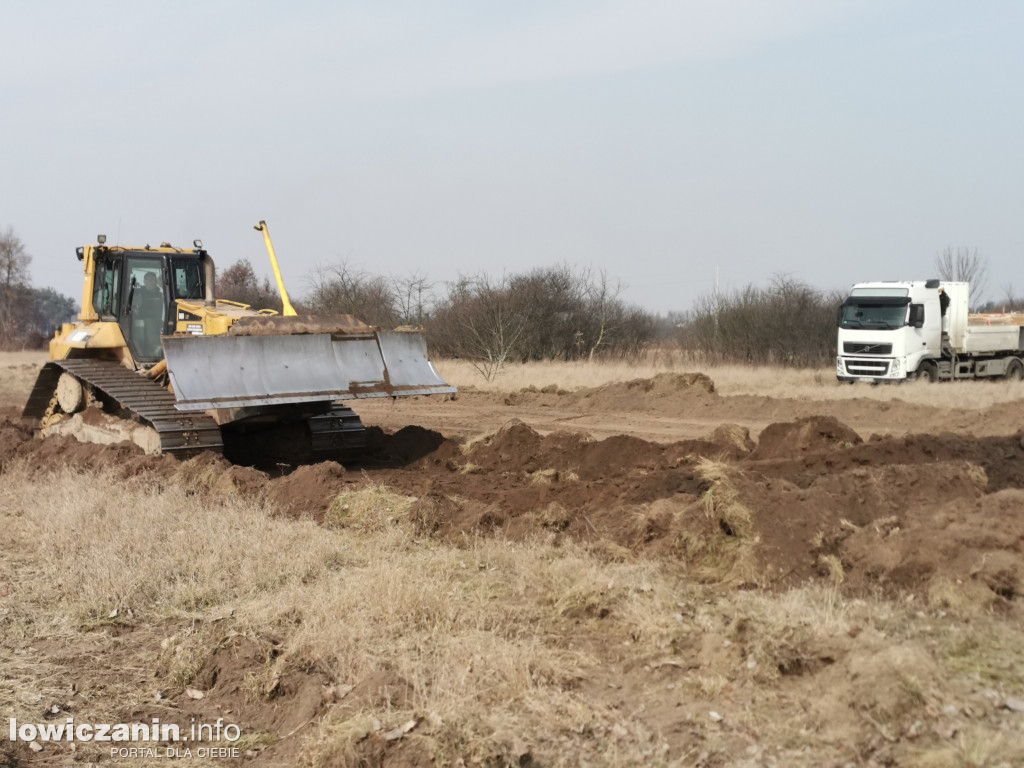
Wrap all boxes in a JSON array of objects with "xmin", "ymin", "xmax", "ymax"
[
  {"xmin": 171, "ymin": 258, "xmax": 205, "ymax": 300},
  {"xmin": 92, "ymin": 257, "xmax": 122, "ymax": 319},
  {"xmin": 125, "ymin": 256, "xmax": 166, "ymax": 359}
]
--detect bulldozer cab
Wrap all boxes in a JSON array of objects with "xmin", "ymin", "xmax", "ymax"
[{"xmin": 89, "ymin": 248, "xmax": 207, "ymax": 364}]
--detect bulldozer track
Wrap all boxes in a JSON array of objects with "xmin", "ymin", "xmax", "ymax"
[
  {"xmin": 22, "ymin": 359, "xmax": 224, "ymax": 458},
  {"xmin": 308, "ymin": 404, "xmax": 367, "ymax": 460},
  {"xmin": 219, "ymin": 403, "xmax": 367, "ymax": 466}
]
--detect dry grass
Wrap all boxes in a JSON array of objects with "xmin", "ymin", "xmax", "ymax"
[
  {"xmin": 0, "ymin": 349, "xmax": 48, "ymax": 366},
  {"xmin": 323, "ymin": 481, "xmax": 417, "ymax": 532},
  {"xmin": 2, "ymin": 460, "xmax": 1023, "ymax": 765},
  {"xmin": 436, "ymin": 356, "xmax": 1024, "ymax": 409},
  {"xmin": 0, "ymin": 350, "xmax": 48, "ymax": 408},
  {"xmin": 689, "ymin": 458, "xmax": 762, "ymax": 586},
  {"xmin": 1, "ymin": 466, "xmax": 345, "ymax": 625},
  {"xmin": 0, "ymin": 464, "xmax": 698, "ymax": 764}
]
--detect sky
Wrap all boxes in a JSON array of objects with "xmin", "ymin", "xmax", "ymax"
[{"xmin": 3, "ymin": 1, "xmax": 1023, "ymax": 314}]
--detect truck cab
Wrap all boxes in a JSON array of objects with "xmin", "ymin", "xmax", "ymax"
[{"xmin": 837, "ymin": 280, "xmax": 949, "ymax": 382}]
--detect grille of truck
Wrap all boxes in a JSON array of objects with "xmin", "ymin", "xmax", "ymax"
[{"xmin": 843, "ymin": 342, "xmax": 893, "ymax": 354}]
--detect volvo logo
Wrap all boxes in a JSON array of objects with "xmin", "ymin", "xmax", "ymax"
[{"xmin": 860, "ymin": 344, "xmax": 876, "ymax": 353}]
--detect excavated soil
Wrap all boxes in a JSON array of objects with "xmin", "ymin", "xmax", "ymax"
[{"xmin": 4, "ymin": 396, "xmax": 1024, "ymax": 602}]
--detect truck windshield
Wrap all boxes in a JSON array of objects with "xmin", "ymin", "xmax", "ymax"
[{"xmin": 839, "ymin": 302, "xmax": 908, "ymax": 330}]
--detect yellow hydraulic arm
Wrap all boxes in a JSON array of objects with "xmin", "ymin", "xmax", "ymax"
[{"xmin": 254, "ymin": 220, "xmax": 297, "ymax": 317}]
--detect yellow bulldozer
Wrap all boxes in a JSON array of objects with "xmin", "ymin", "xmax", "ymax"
[{"xmin": 22, "ymin": 221, "xmax": 455, "ymax": 461}]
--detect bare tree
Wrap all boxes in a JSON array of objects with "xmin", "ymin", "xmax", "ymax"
[
  {"xmin": 304, "ymin": 261, "xmax": 399, "ymax": 327},
  {"xmin": 428, "ymin": 263, "xmax": 654, "ymax": 365},
  {"xmin": 581, "ymin": 267, "xmax": 625, "ymax": 360},
  {"xmin": 1000, "ymin": 283, "xmax": 1024, "ymax": 313},
  {"xmin": 217, "ymin": 259, "xmax": 282, "ymax": 312},
  {"xmin": 0, "ymin": 226, "xmax": 31, "ymax": 290},
  {"xmin": 975, "ymin": 283, "xmax": 1024, "ymax": 314},
  {"xmin": 674, "ymin": 275, "xmax": 840, "ymax": 367},
  {"xmin": 507, "ymin": 265, "xmax": 583, "ymax": 360},
  {"xmin": 431, "ymin": 275, "xmax": 526, "ymax": 381},
  {"xmin": 0, "ymin": 226, "xmax": 33, "ymax": 339},
  {"xmin": 935, "ymin": 246, "xmax": 987, "ymax": 309},
  {"xmin": 391, "ymin": 271, "xmax": 434, "ymax": 326}
]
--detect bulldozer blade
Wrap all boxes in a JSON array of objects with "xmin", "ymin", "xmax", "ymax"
[{"xmin": 162, "ymin": 331, "xmax": 455, "ymax": 411}]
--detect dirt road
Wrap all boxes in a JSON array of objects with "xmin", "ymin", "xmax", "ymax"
[{"xmin": 355, "ymin": 372, "xmax": 1024, "ymax": 444}]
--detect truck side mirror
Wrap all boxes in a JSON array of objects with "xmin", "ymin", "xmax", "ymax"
[
  {"xmin": 836, "ymin": 305, "xmax": 844, "ymax": 327},
  {"xmin": 908, "ymin": 303, "xmax": 924, "ymax": 328}
]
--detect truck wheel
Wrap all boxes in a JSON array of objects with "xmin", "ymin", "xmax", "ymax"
[
  {"xmin": 917, "ymin": 361, "xmax": 938, "ymax": 383},
  {"xmin": 1005, "ymin": 359, "xmax": 1024, "ymax": 382}
]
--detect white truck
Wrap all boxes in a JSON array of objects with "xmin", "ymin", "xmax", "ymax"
[{"xmin": 836, "ymin": 280, "xmax": 1024, "ymax": 383}]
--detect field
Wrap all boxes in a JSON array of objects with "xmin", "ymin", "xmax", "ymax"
[{"xmin": 2, "ymin": 351, "xmax": 1024, "ymax": 767}]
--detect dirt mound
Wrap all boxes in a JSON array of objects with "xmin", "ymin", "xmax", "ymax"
[
  {"xmin": 703, "ymin": 423, "xmax": 755, "ymax": 454},
  {"xmin": 212, "ymin": 464, "xmax": 269, "ymax": 498},
  {"xmin": 270, "ymin": 461, "xmax": 350, "ymax": 520},
  {"xmin": 382, "ymin": 424, "xmax": 460, "ymax": 466},
  {"xmin": 575, "ymin": 433, "xmax": 666, "ymax": 479},
  {"xmin": 374, "ymin": 424, "xmax": 764, "ymax": 550},
  {"xmin": 754, "ymin": 431, "xmax": 1024, "ymax": 493},
  {"xmin": 408, "ymin": 492, "xmax": 495, "ymax": 539},
  {"xmin": 363, "ymin": 414, "xmax": 1024, "ymax": 603},
  {"xmin": 0, "ymin": 417, "xmax": 34, "ymax": 468},
  {"xmin": 185, "ymin": 635, "xmax": 325, "ymax": 734},
  {"xmin": 838, "ymin": 487, "xmax": 1024, "ymax": 604},
  {"xmin": 173, "ymin": 451, "xmax": 234, "ymax": 489},
  {"xmin": 467, "ymin": 420, "xmax": 590, "ymax": 474},
  {"xmin": 645, "ymin": 371, "xmax": 715, "ymax": 394},
  {"xmin": 229, "ymin": 313, "xmax": 374, "ymax": 336},
  {"xmin": 751, "ymin": 415, "xmax": 863, "ymax": 460},
  {"xmin": 461, "ymin": 420, "xmax": 743, "ymax": 484},
  {"xmin": 499, "ymin": 373, "xmax": 713, "ymax": 410},
  {"xmin": 1, "ymin": 416, "xmax": 179, "ymax": 478},
  {"xmin": 362, "ymin": 425, "xmax": 462, "ymax": 469},
  {"xmin": 737, "ymin": 459, "xmax": 989, "ymax": 585},
  {"xmin": 570, "ymin": 372, "xmax": 717, "ymax": 414}
]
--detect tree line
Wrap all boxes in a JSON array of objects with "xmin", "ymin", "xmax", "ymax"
[
  {"xmin": 220, "ymin": 257, "xmax": 843, "ymax": 376},
  {"xmin": 5, "ymin": 224, "xmax": 1003, "ymax": 373},
  {"xmin": 0, "ymin": 228, "xmax": 77, "ymax": 350},
  {"xmin": 220, "ymin": 260, "xmax": 658, "ymax": 378},
  {"xmin": 669, "ymin": 276, "xmax": 844, "ymax": 367}
]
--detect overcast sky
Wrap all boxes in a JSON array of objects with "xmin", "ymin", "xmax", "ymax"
[{"xmin": 3, "ymin": 1, "xmax": 1022, "ymax": 313}]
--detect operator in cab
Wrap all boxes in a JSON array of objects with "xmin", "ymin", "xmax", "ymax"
[{"xmin": 135, "ymin": 271, "xmax": 164, "ymax": 357}]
